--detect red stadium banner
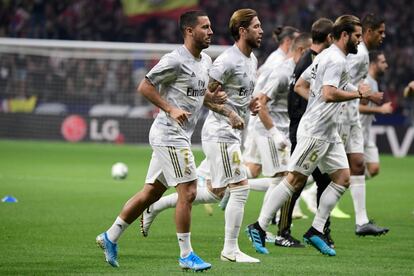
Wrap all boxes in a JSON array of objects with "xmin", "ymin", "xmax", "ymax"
[{"xmin": 122, "ymin": 0, "xmax": 199, "ymax": 23}]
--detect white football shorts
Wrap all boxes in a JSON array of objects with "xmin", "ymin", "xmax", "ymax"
[
  {"xmin": 243, "ymin": 131, "xmax": 290, "ymax": 176},
  {"xmin": 202, "ymin": 141, "xmax": 247, "ymax": 188},
  {"xmin": 145, "ymin": 145, "xmax": 197, "ymax": 187},
  {"xmin": 338, "ymin": 123, "xmax": 364, "ymax": 154},
  {"xmin": 288, "ymin": 136, "xmax": 349, "ymax": 176}
]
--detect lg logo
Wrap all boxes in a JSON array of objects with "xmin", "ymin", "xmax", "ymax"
[{"xmin": 61, "ymin": 115, "xmax": 122, "ymax": 142}]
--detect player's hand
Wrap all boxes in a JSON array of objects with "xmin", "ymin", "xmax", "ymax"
[
  {"xmin": 368, "ymin": 91, "xmax": 384, "ymax": 105},
  {"xmin": 168, "ymin": 107, "xmax": 191, "ymax": 127},
  {"xmin": 269, "ymin": 127, "xmax": 290, "ymax": 150},
  {"xmin": 380, "ymin": 101, "xmax": 393, "ymax": 114},
  {"xmin": 229, "ymin": 111, "xmax": 245, "ymax": 130},
  {"xmin": 211, "ymin": 85, "xmax": 227, "ymax": 104},
  {"xmin": 358, "ymin": 83, "xmax": 372, "ymax": 99},
  {"xmin": 249, "ymin": 96, "xmax": 261, "ymax": 116}
]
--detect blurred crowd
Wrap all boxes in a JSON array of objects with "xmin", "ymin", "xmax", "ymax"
[{"xmin": 0, "ymin": 0, "xmax": 413, "ymax": 120}]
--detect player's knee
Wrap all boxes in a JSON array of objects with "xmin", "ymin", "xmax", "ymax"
[
  {"xmin": 184, "ymin": 187, "xmax": 197, "ymax": 203},
  {"xmin": 350, "ymin": 160, "xmax": 365, "ymax": 175},
  {"xmin": 330, "ymin": 169, "xmax": 350, "ymax": 187},
  {"xmin": 369, "ymin": 165, "xmax": 380, "ymax": 177},
  {"xmin": 287, "ymin": 172, "xmax": 307, "ymax": 191},
  {"xmin": 342, "ymin": 175, "xmax": 351, "ymax": 188}
]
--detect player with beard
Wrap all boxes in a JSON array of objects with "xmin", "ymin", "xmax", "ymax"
[
  {"xmin": 246, "ymin": 15, "xmax": 373, "ymax": 256},
  {"xmin": 96, "ymin": 11, "xmax": 230, "ymax": 271},
  {"xmin": 274, "ymin": 18, "xmax": 336, "ymax": 248},
  {"xmin": 201, "ymin": 8, "xmax": 262, "ymax": 263},
  {"xmin": 359, "ymin": 51, "xmax": 393, "ymax": 178},
  {"xmin": 338, "ymin": 13, "xmax": 389, "ymax": 236}
]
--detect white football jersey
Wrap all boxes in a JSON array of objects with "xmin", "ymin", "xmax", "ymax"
[
  {"xmin": 202, "ymin": 44, "xmax": 258, "ymax": 144},
  {"xmin": 255, "ymin": 48, "xmax": 286, "ymax": 92},
  {"xmin": 298, "ymin": 44, "xmax": 352, "ymax": 143},
  {"xmin": 146, "ymin": 45, "xmax": 212, "ymax": 147},
  {"xmin": 360, "ymin": 74, "xmax": 379, "ymax": 141},
  {"xmin": 253, "ymin": 57, "xmax": 295, "ymax": 136},
  {"xmin": 342, "ymin": 42, "xmax": 369, "ymax": 125}
]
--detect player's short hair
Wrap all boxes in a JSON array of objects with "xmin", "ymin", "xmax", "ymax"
[
  {"xmin": 369, "ymin": 50, "xmax": 384, "ymax": 63},
  {"xmin": 362, "ymin": 13, "xmax": 385, "ymax": 33},
  {"xmin": 179, "ymin": 10, "xmax": 208, "ymax": 37},
  {"xmin": 229, "ymin": 8, "xmax": 258, "ymax": 41},
  {"xmin": 272, "ymin": 26, "xmax": 299, "ymax": 44},
  {"xmin": 291, "ymin": 32, "xmax": 312, "ymax": 51},
  {"xmin": 332, "ymin": 15, "xmax": 361, "ymax": 40},
  {"xmin": 311, "ymin": 18, "xmax": 333, "ymax": 43}
]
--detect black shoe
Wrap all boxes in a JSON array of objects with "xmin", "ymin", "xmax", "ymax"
[
  {"xmin": 303, "ymin": 227, "xmax": 336, "ymax": 256},
  {"xmin": 324, "ymin": 228, "xmax": 335, "ymax": 249},
  {"xmin": 355, "ymin": 220, "xmax": 389, "ymax": 236},
  {"xmin": 275, "ymin": 231, "xmax": 304, "ymax": 248}
]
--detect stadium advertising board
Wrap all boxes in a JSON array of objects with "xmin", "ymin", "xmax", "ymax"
[{"xmin": 0, "ymin": 113, "xmax": 413, "ymax": 156}]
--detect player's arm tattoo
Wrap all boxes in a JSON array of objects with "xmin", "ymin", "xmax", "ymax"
[{"xmin": 203, "ymin": 100, "xmax": 244, "ymax": 130}]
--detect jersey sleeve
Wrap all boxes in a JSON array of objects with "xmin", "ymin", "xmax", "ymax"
[
  {"xmin": 146, "ymin": 54, "xmax": 179, "ymax": 87},
  {"xmin": 300, "ymin": 63, "xmax": 313, "ymax": 82},
  {"xmin": 262, "ymin": 71, "xmax": 287, "ymax": 99},
  {"xmin": 209, "ymin": 53, "xmax": 232, "ymax": 84}
]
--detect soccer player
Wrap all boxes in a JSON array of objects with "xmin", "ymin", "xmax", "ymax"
[
  {"xmin": 278, "ymin": 18, "xmax": 337, "ymax": 248},
  {"xmin": 339, "ymin": 13, "xmax": 389, "ymax": 236},
  {"xmin": 95, "ymin": 10, "xmax": 226, "ymax": 271},
  {"xmin": 247, "ymin": 15, "xmax": 373, "ymax": 256},
  {"xmin": 360, "ymin": 51, "xmax": 393, "ymax": 178},
  {"xmin": 245, "ymin": 26, "xmax": 299, "ymax": 181},
  {"xmin": 243, "ymin": 33, "xmax": 312, "ymax": 248},
  {"xmin": 257, "ymin": 26, "xmax": 300, "ymax": 77},
  {"xmin": 201, "ymin": 8, "xmax": 262, "ymax": 263}
]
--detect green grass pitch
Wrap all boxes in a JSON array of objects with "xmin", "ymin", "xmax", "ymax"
[{"xmin": 0, "ymin": 140, "xmax": 413, "ymax": 275}]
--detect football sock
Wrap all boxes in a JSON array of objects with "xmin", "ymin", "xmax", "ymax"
[
  {"xmin": 194, "ymin": 186, "xmax": 220, "ymax": 204},
  {"xmin": 106, "ymin": 216, "xmax": 129, "ymax": 243},
  {"xmin": 151, "ymin": 187, "xmax": 219, "ymax": 215},
  {"xmin": 312, "ymin": 182, "xmax": 346, "ymax": 233},
  {"xmin": 223, "ymin": 185, "xmax": 249, "ymax": 254},
  {"xmin": 248, "ymin": 177, "xmax": 272, "ymax": 192},
  {"xmin": 152, "ymin": 193, "xmax": 178, "ymax": 213},
  {"xmin": 350, "ymin": 175, "xmax": 369, "ymax": 225},
  {"xmin": 177, "ymin": 232, "xmax": 193, "ymax": 258},
  {"xmin": 258, "ymin": 178, "xmax": 294, "ymax": 231}
]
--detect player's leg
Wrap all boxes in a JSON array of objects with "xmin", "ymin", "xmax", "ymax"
[
  {"xmin": 204, "ymin": 141, "xmax": 259, "ymax": 263},
  {"xmin": 364, "ymin": 143, "xmax": 380, "ymax": 178},
  {"xmin": 96, "ymin": 147, "xmax": 170, "ymax": 267},
  {"xmin": 303, "ymin": 142, "xmax": 349, "ymax": 256},
  {"xmin": 347, "ymin": 125, "xmax": 388, "ymax": 236},
  {"xmin": 276, "ymin": 184, "xmax": 306, "ymax": 248},
  {"xmin": 247, "ymin": 137, "xmax": 323, "ymax": 254},
  {"xmin": 311, "ymin": 167, "xmax": 335, "ymax": 247},
  {"xmin": 140, "ymin": 159, "xmax": 219, "ymax": 237},
  {"xmin": 160, "ymin": 147, "xmax": 211, "ymax": 271}
]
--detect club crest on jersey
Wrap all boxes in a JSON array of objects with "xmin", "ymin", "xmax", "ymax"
[
  {"xmin": 234, "ymin": 168, "xmax": 240, "ymax": 176},
  {"xmin": 185, "ymin": 167, "xmax": 192, "ymax": 175}
]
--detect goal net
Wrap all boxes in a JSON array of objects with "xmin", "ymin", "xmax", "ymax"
[{"xmin": 0, "ymin": 38, "xmax": 228, "ymax": 143}]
